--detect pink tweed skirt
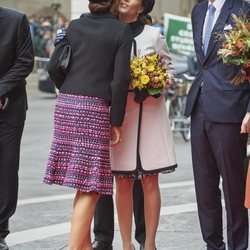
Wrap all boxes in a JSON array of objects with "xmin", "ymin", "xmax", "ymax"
[{"xmin": 43, "ymin": 93, "xmax": 113, "ymax": 195}]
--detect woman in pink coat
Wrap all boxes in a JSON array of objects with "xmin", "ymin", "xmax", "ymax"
[{"xmin": 111, "ymin": 0, "xmax": 177, "ymax": 249}]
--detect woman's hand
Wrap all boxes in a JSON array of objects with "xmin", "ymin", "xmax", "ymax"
[
  {"xmin": 110, "ymin": 126, "xmax": 122, "ymax": 147},
  {"xmin": 165, "ymin": 77, "xmax": 173, "ymax": 89},
  {"xmin": 241, "ymin": 112, "xmax": 250, "ymax": 134}
]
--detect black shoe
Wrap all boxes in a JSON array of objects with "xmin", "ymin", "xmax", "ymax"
[
  {"xmin": 140, "ymin": 243, "xmax": 144, "ymax": 250},
  {"xmin": 0, "ymin": 238, "xmax": 9, "ymax": 250},
  {"xmin": 92, "ymin": 240, "xmax": 113, "ymax": 250},
  {"xmin": 139, "ymin": 244, "xmax": 157, "ymax": 250}
]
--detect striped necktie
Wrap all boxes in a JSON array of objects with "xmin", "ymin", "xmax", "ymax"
[{"xmin": 203, "ymin": 4, "xmax": 216, "ymax": 55}]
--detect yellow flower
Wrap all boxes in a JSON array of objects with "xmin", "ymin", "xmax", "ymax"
[
  {"xmin": 132, "ymin": 80, "xmax": 140, "ymax": 87},
  {"xmin": 130, "ymin": 52, "xmax": 170, "ymax": 92},
  {"xmin": 133, "ymin": 68, "xmax": 141, "ymax": 75},
  {"xmin": 130, "ymin": 64, "xmax": 136, "ymax": 70},
  {"xmin": 159, "ymin": 75, "xmax": 164, "ymax": 81},
  {"xmin": 148, "ymin": 64, "xmax": 155, "ymax": 72},
  {"xmin": 147, "ymin": 54, "xmax": 158, "ymax": 61},
  {"xmin": 140, "ymin": 75, "xmax": 150, "ymax": 85}
]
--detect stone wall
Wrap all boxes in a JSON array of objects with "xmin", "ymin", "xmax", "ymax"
[
  {"xmin": 71, "ymin": 0, "xmax": 89, "ymax": 20},
  {"xmin": 0, "ymin": 0, "xmax": 198, "ymax": 20},
  {"xmin": 152, "ymin": 0, "xmax": 197, "ymax": 18},
  {"xmin": 70, "ymin": 0, "xmax": 197, "ymax": 20},
  {"xmin": 0, "ymin": 0, "xmax": 71, "ymax": 19}
]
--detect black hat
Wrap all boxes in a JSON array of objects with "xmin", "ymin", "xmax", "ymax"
[
  {"xmin": 89, "ymin": 0, "xmax": 109, "ymax": 3},
  {"xmin": 143, "ymin": 0, "xmax": 155, "ymax": 14}
]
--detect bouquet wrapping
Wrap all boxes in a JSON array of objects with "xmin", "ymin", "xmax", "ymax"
[
  {"xmin": 217, "ymin": 14, "xmax": 250, "ymax": 85},
  {"xmin": 130, "ymin": 52, "xmax": 173, "ymax": 103}
]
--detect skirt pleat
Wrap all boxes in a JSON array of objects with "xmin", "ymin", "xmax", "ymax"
[{"xmin": 43, "ymin": 93, "xmax": 113, "ymax": 195}]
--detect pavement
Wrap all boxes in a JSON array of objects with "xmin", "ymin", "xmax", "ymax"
[{"xmin": 3, "ymin": 73, "xmax": 245, "ymax": 250}]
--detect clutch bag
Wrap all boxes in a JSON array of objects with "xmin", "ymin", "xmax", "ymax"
[{"xmin": 58, "ymin": 44, "xmax": 71, "ymax": 75}]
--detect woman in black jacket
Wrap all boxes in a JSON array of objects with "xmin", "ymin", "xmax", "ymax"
[{"xmin": 43, "ymin": 0, "xmax": 132, "ymax": 249}]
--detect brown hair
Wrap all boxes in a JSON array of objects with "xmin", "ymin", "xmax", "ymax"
[
  {"xmin": 110, "ymin": 0, "xmax": 119, "ymax": 16},
  {"xmin": 138, "ymin": 14, "xmax": 151, "ymax": 25},
  {"xmin": 89, "ymin": 0, "xmax": 114, "ymax": 14},
  {"xmin": 138, "ymin": 0, "xmax": 151, "ymax": 24}
]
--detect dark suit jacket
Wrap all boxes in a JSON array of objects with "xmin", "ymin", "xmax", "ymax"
[
  {"xmin": 185, "ymin": 0, "xmax": 250, "ymax": 123},
  {"xmin": 57, "ymin": 13, "xmax": 132, "ymax": 126},
  {"xmin": 0, "ymin": 7, "xmax": 34, "ymax": 126}
]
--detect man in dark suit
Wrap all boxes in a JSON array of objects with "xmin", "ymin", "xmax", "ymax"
[
  {"xmin": 185, "ymin": 0, "xmax": 250, "ymax": 249},
  {"xmin": 0, "ymin": 7, "xmax": 34, "ymax": 250}
]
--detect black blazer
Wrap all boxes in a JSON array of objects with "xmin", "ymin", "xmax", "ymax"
[
  {"xmin": 57, "ymin": 13, "xmax": 132, "ymax": 126},
  {"xmin": 185, "ymin": 0, "xmax": 250, "ymax": 123},
  {"xmin": 0, "ymin": 7, "xmax": 34, "ymax": 126}
]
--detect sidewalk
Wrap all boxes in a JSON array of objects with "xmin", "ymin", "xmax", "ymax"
[
  {"xmin": 27, "ymin": 72, "xmax": 39, "ymax": 90},
  {"xmin": 8, "ymin": 201, "xmax": 206, "ymax": 250}
]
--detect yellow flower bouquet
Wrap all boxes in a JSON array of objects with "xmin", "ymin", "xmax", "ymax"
[
  {"xmin": 217, "ymin": 14, "xmax": 250, "ymax": 85},
  {"xmin": 130, "ymin": 52, "xmax": 172, "ymax": 103}
]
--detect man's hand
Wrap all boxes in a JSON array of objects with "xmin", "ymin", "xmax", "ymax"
[
  {"xmin": 110, "ymin": 126, "xmax": 122, "ymax": 147},
  {"xmin": 0, "ymin": 100, "xmax": 3, "ymax": 110},
  {"xmin": 241, "ymin": 112, "xmax": 250, "ymax": 134},
  {"xmin": 165, "ymin": 78, "xmax": 173, "ymax": 90}
]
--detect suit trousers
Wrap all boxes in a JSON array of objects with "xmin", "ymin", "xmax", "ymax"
[
  {"xmin": 0, "ymin": 121, "xmax": 24, "ymax": 238},
  {"xmin": 93, "ymin": 179, "xmax": 145, "ymax": 244},
  {"xmin": 190, "ymin": 92, "xmax": 248, "ymax": 250}
]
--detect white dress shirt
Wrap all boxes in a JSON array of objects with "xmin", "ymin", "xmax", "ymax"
[{"xmin": 202, "ymin": 0, "xmax": 226, "ymax": 47}]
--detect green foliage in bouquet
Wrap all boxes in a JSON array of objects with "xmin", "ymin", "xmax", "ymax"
[{"xmin": 218, "ymin": 14, "xmax": 250, "ymax": 85}]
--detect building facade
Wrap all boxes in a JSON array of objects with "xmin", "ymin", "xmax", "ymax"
[
  {"xmin": 1, "ymin": 0, "xmax": 71, "ymax": 18},
  {"xmin": 1, "ymin": 0, "xmax": 197, "ymax": 20},
  {"xmin": 72, "ymin": 0, "xmax": 197, "ymax": 19}
]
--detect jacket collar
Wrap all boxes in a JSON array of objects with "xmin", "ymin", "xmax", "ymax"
[
  {"xmin": 195, "ymin": 0, "xmax": 233, "ymax": 63},
  {"xmin": 208, "ymin": 0, "xmax": 226, "ymax": 12},
  {"xmin": 129, "ymin": 20, "xmax": 144, "ymax": 38},
  {"xmin": 195, "ymin": 2, "xmax": 207, "ymax": 62},
  {"xmin": 204, "ymin": 0, "xmax": 233, "ymax": 60}
]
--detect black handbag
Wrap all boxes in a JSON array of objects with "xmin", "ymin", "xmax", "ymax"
[
  {"xmin": 58, "ymin": 44, "xmax": 71, "ymax": 75},
  {"xmin": 47, "ymin": 37, "xmax": 71, "ymax": 89}
]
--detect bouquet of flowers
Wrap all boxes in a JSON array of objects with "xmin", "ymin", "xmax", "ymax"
[
  {"xmin": 130, "ymin": 52, "xmax": 172, "ymax": 103},
  {"xmin": 217, "ymin": 13, "xmax": 250, "ymax": 85}
]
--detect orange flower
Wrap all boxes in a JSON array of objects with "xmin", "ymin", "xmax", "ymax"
[
  {"xmin": 244, "ymin": 62, "xmax": 250, "ymax": 68},
  {"xmin": 246, "ymin": 23, "xmax": 250, "ymax": 32},
  {"xmin": 217, "ymin": 14, "xmax": 250, "ymax": 84},
  {"xmin": 223, "ymin": 42, "xmax": 228, "ymax": 49},
  {"xmin": 235, "ymin": 38, "xmax": 244, "ymax": 49}
]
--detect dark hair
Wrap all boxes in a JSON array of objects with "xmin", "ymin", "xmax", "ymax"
[
  {"xmin": 137, "ymin": 0, "xmax": 152, "ymax": 25},
  {"xmin": 111, "ymin": 0, "xmax": 119, "ymax": 16},
  {"xmin": 89, "ymin": 0, "xmax": 114, "ymax": 14},
  {"xmin": 138, "ymin": 14, "xmax": 151, "ymax": 25},
  {"xmin": 139, "ymin": 0, "xmax": 155, "ymax": 24}
]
